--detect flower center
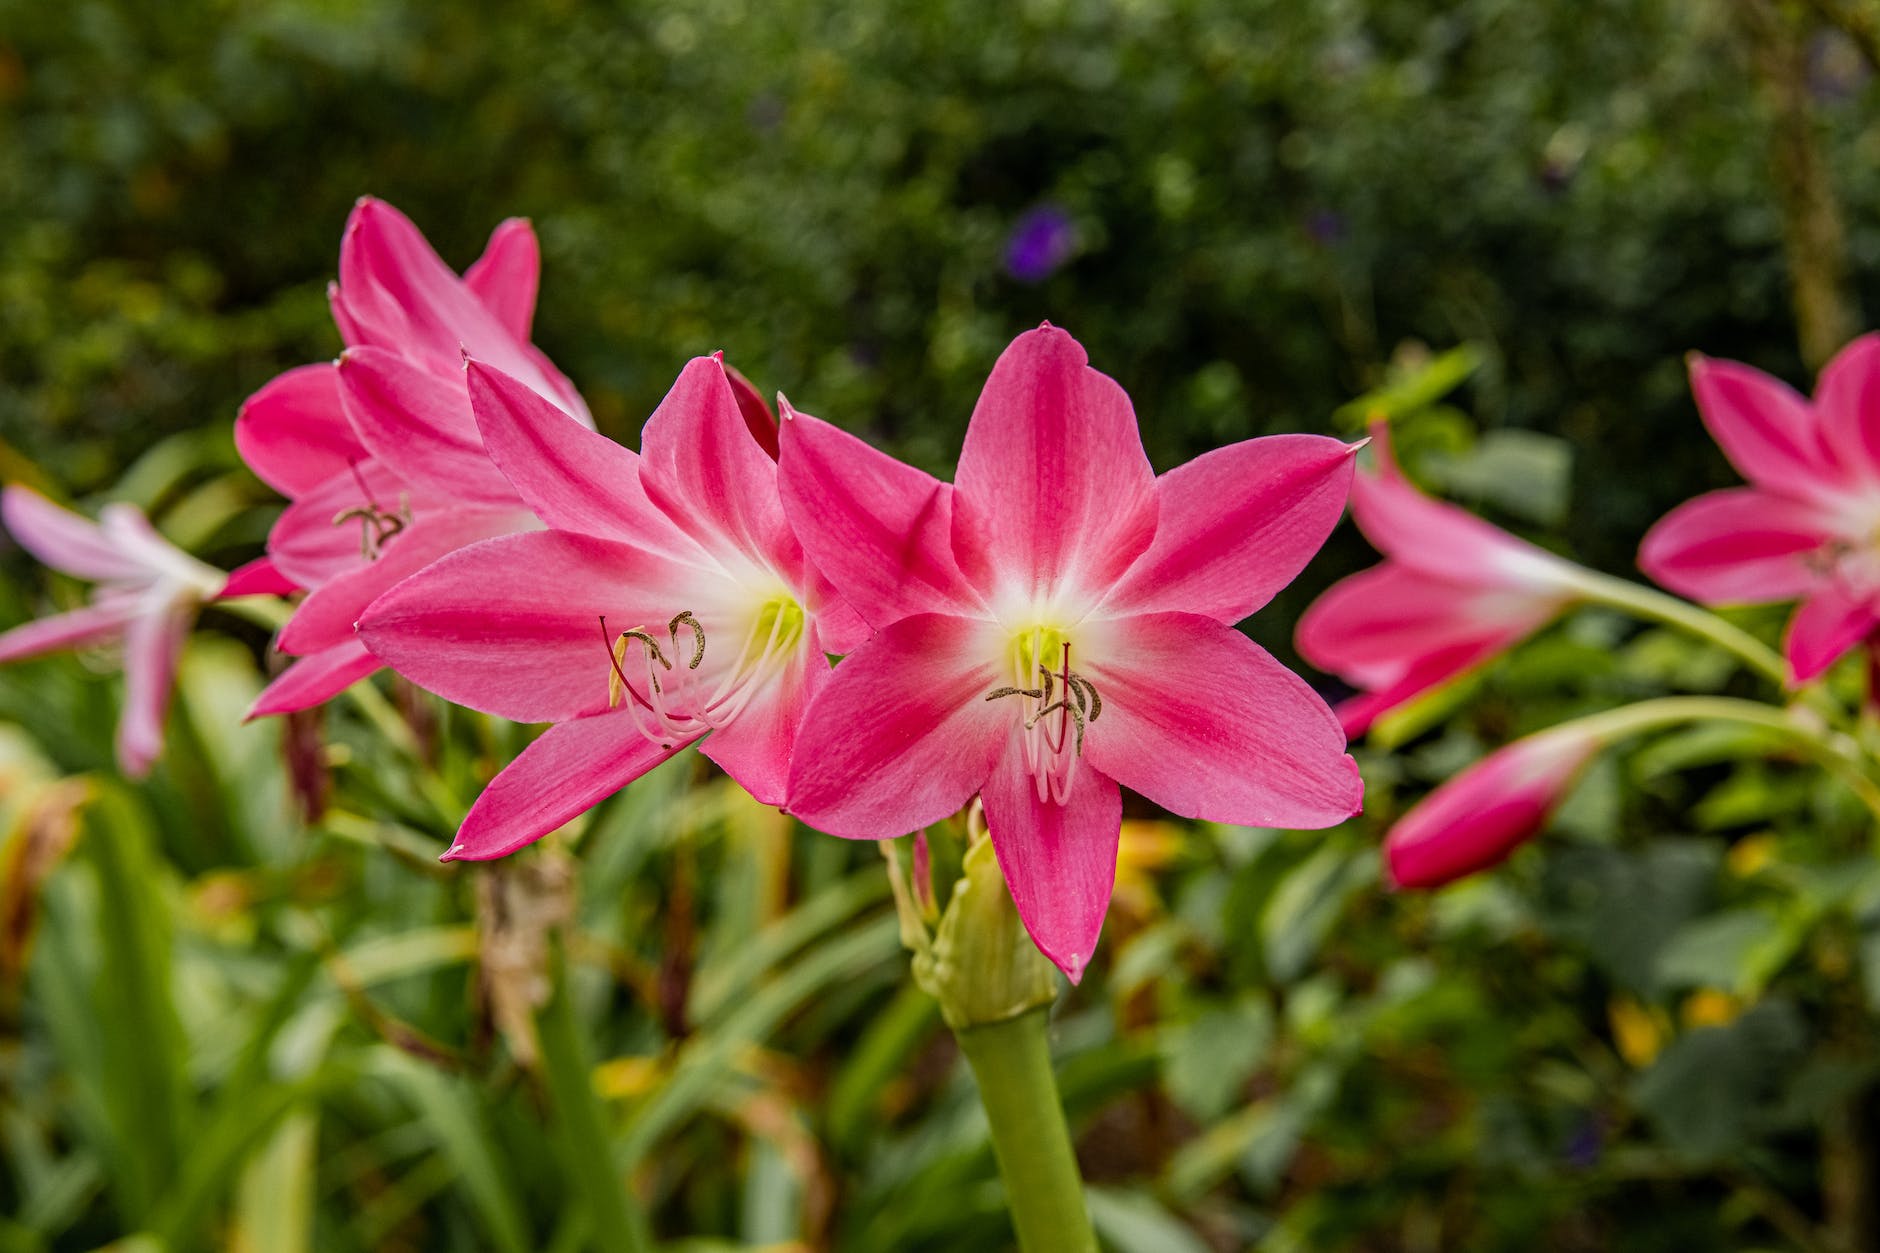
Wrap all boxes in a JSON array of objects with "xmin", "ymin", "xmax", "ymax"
[
  {"xmin": 985, "ymin": 626, "xmax": 1103, "ymax": 805},
  {"xmin": 331, "ymin": 462, "xmax": 410, "ymax": 560},
  {"xmin": 600, "ymin": 596, "xmax": 805, "ymax": 748}
]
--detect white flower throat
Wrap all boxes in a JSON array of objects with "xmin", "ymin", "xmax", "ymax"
[
  {"xmin": 601, "ymin": 596, "xmax": 804, "ymax": 748},
  {"xmin": 986, "ymin": 625, "xmax": 1103, "ymax": 806}
]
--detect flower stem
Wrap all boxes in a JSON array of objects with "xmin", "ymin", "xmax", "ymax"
[
  {"xmin": 1575, "ymin": 572, "xmax": 1795, "ymax": 690},
  {"xmin": 1558, "ymin": 695, "xmax": 1880, "ymax": 824},
  {"xmin": 954, "ymin": 1009, "xmax": 1098, "ymax": 1253}
]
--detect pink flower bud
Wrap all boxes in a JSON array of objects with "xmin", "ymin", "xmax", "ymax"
[{"xmin": 1385, "ymin": 726, "xmax": 1602, "ymax": 889}]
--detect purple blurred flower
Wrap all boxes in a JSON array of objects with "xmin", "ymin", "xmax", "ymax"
[
  {"xmin": 1305, "ymin": 209, "xmax": 1346, "ymax": 247},
  {"xmin": 1005, "ymin": 205, "xmax": 1077, "ymax": 283}
]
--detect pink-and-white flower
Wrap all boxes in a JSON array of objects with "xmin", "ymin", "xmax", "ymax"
[
  {"xmin": 236, "ymin": 198, "xmax": 588, "ymax": 717},
  {"xmin": 779, "ymin": 325, "xmax": 1363, "ymax": 982},
  {"xmin": 1640, "ymin": 337, "xmax": 1880, "ymax": 683},
  {"xmin": 0, "ymin": 487, "xmax": 230, "ymax": 776},
  {"xmin": 1296, "ymin": 424, "xmax": 1591, "ymax": 736},
  {"xmin": 1384, "ymin": 724, "xmax": 1601, "ymax": 889},
  {"xmin": 356, "ymin": 354, "xmax": 864, "ymax": 860}
]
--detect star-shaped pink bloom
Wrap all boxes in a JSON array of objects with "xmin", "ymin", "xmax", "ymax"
[
  {"xmin": 779, "ymin": 325, "xmax": 1363, "ymax": 981},
  {"xmin": 236, "ymin": 197, "xmax": 589, "ymax": 716},
  {"xmin": 1296, "ymin": 424, "xmax": 1591, "ymax": 736},
  {"xmin": 356, "ymin": 355, "xmax": 864, "ymax": 860},
  {"xmin": 1641, "ymin": 336, "xmax": 1880, "ymax": 683},
  {"xmin": 0, "ymin": 487, "xmax": 230, "ymax": 776}
]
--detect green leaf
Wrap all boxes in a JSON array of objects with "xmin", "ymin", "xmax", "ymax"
[
  {"xmin": 1424, "ymin": 428, "xmax": 1573, "ymax": 526},
  {"xmin": 1632, "ymin": 1001, "xmax": 1807, "ymax": 1162},
  {"xmin": 1086, "ymin": 1187, "xmax": 1212, "ymax": 1253},
  {"xmin": 1654, "ymin": 907, "xmax": 1803, "ymax": 997},
  {"xmin": 1332, "ymin": 344, "xmax": 1483, "ymax": 432},
  {"xmin": 1260, "ymin": 840, "xmax": 1375, "ymax": 983},
  {"xmin": 1162, "ymin": 1000, "xmax": 1273, "ymax": 1123}
]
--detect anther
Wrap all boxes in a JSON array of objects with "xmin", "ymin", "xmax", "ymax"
[{"xmin": 669, "ymin": 611, "xmax": 706, "ymax": 670}]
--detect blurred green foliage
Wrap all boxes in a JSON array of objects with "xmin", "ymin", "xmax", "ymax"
[{"xmin": 8, "ymin": 0, "xmax": 1880, "ymax": 1250}]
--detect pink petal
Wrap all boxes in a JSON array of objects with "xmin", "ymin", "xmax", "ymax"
[
  {"xmin": 1082, "ymin": 612, "xmax": 1362, "ymax": 829},
  {"xmin": 724, "ymin": 363, "xmax": 779, "ymax": 460},
  {"xmin": 2, "ymin": 486, "xmax": 146, "ymax": 582},
  {"xmin": 1386, "ymin": 727, "xmax": 1600, "ymax": 889},
  {"xmin": 463, "ymin": 217, "xmax": 539, "ymax": 342},
  {"xmin": 1100, "ymin": 434, "xmax": 1358, "ymax": 622},
  {"xmin": 234, "ymin": 364, "xmax": 364, "ymax": 500},
  {"xmin": 218, "ymin": 557, "xmax": 299, "ymax": 599},
  {"xmin": 116, "ymin": 600, "xmax": 191, "ymax": 777},
  {"xmin": 336, "ymin": 348, "xmax": 517, "ymax": 503},
  {"xmin": 786, "ymin": 612, "xmax": 1009, "ymax": 838},
  {"xmin": 1689, "ymin": 354, "xmax": 1841, "ymax": 498},
  {"xmin": 810, "ymin": 594, "xmax": 872, "ymax": 655},
  {"xmin": 1784, "ymin": 585, "xmax": 1879, "ymax": 684},
  {"xmin": 638, "ymin": 355, "xmax": 800, "ymax": 577},
  {"xmin": 356, "ymin": 528, "xmax": 714, "ymax": 723},
  {"xmin": 979, "ymin": 742, "xmax": 1122, "ymax": 983},
  {"xmin": 1638, "ymin": 488, "xmax": 1834, "ymax": 605},
  {"xmin": 337, "ymin": 198, "xmax": 591, "ymax": 425},
  {"xmin": 1350, "ymin": 425, "xmax": 1579, "ymax": 591},
  {"xmin": 1330, "ymin": 638, "xmax": 1520, "ymax": 738},
  {"xmin": 776, "ymin": 403, "xmax": 981, "ymax": 625},
  {"xmin": 248, "ymin": 640, "xmax": 380, "ymax": 718},
  {"xmin": 276, "ymin": 506, "xmax": 535, "ymax": 656},
  {"xmin": 951, "ymin": 325, "xmax": 1158, "ymax": 603},
  {"xmin": 697, "ymin": 640, "xmax": 828, "ymax": 806},
  {"xmin": 266, "ymin": 458, "xmax": 426, "ymax": 589},
  {"xmin": 467, "ymin": 360, "xmax": 699, "ymax": 552},
  {"xmin": 1295, "ymin": 563, "xmax": 1562, "ymax": 691},
  {"xmin": 0, "ymin": 601, "xmax": 136, "ymax": 664},
  {"xmin": 447, "ymin": 713, "xmax": 688, "ymax": 861}
]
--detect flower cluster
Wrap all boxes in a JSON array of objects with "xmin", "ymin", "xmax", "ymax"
[
  {"xmin": 0, "ymin": 200, "xmax": 1366, "ymax": 981},
  {"xmin": 1300, "ymin": 336, "xmax": 1880, "ymax": 891}
]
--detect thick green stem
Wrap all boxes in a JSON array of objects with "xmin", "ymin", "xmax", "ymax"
[
  {"xmin": 955, "ymin": 1009, "xmax": 1098, "ymax": 1253},
  {"xmin": 537, "ymin": 944, "xmax": 651, "ymax": 1253}
]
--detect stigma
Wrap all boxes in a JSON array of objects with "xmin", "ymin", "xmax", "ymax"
[
  {"xmin": 986, "ymin": 627, "xmax": 1102, "ymax": 806},
  {"xmin": 600, "ymin": 597, "xmax": 804, "ymax": 748}
]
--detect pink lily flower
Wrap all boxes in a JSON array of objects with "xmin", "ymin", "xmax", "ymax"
[
  {"xmin": 1296, "ymin": 424, "xmax": 1592, "ymax": 737},
  {"xmin": 0, "ymin": 486, "xmax": 230, "ymax": 776},
  {"xmin": 1639, "ymin": 337, "xmax": 1880, "ymax": 683},
  {"xmin": 778, "ymin": 325, "xmax": 1363, "ymax": 982},
  {"xmin": 356, "ymin": 354, "xmax": 864, "ymax": 860},
  {"xmin": 1384, "ymin": 724, "xmax": 1600, "ymax": 889},
  {"xmin": 235, "ymin": 197, "xmax": 589, "ymax": 717}
]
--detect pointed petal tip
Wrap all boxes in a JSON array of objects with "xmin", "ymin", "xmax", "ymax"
[
  {"xmin": 438, "ymin": 844, "xmax": 465, "ymax": 864},
  {"xmin": 1057, "ymin": 950, "xmax": 1086, "ymax": 984}
]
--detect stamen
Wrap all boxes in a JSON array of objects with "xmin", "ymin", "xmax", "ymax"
[
  {"xmin": 984, "ymin": 637, "xmax": 1103, "ymax": 801},
  {"xmin": 331, "ymin": 462, "xmax": 411, "ymax": 559},
  {"xmin": 669, "ymin": 611, "xmax": 707, "ymax": 670}
]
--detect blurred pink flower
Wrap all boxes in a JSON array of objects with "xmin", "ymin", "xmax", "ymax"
[
  {"xmin": 1385, "ymin": 724, "xmax": 1601, "ymax": 888},
  {"xmin": 357, "ymin": 355, "xmax": 863, "ymax": 861},
  {"xmin": 1296, "ymin": 424, "xmax": 1590, "ymax": 737},
  {"xmin": 236, "ymin": 198, "xmax": 589, "ymax": 717},
  {"xmin": 1640, "ymin": 337, "xmax": 1880, "ymax": 683},
  {"xmin": 780, "ymin": 325, "xmax": 1363, "ymax": 982},
  {"xmin": 0, "ymin": 487, "xmax": 229, "ymax": 776}
]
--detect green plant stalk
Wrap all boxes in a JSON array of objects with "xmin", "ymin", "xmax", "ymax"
[
  {"xmin": 1574, "ymin": 572, "xmax": 1794, "ymax": 691},
  {"xmin": 955, "ymin": 1009, "xmax": 1099, "ymax": 1253},
  {"xmin": 537, "ymin": 943, "xmax": 651, "ymax": 1253},
  {"xmin": 1556, "ymin": 694, "xmax": 1880, "ymax": 822}
]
